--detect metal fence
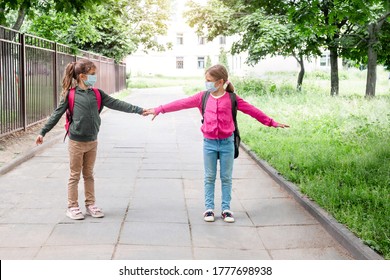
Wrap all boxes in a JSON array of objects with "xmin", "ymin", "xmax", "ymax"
[{"xmin": 0, "ymin": 25, "xmax": 127, "ymax": 137}]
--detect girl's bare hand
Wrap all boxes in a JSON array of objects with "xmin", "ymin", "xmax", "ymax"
[{"xmin": 35, "ymin": 135, "xmax": 44, "ymax": 145}]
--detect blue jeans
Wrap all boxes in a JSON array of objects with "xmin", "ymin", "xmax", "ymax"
[{"xmin": 203, "ymin": 134, "xmax": 234, "ymax": 211}]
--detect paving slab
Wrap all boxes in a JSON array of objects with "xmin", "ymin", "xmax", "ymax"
[
  {"xmin": 119, "ymin": 222, "xmax": 191, "ymax": 247},
  {"xmin": 193, "ymin": 247, "xmax": 271, "ymax": 260},
  {"xmin": 114, "ymin": 245, "xmax": 193, "ymax": 260},
  {"xmin": 35, "ymin": 245, "xmax": 115, "ymax": 260}
]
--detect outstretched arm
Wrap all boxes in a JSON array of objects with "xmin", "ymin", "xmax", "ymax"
[
  {"xmin": 145, "ymin": 92, "xmax": 203, "ymax": 120},
  {"xmin": 36, "ymin": 97, "xmax": 68, "ymax": 145}
]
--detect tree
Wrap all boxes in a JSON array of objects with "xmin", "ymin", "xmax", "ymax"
[
  {"xmin": 91, "ymin": 0, "xmax": 171, "ymax": 61},
  {"xmin": 8, "ymin": 0, "xmax": 171, "ymax": 62},
  {"xmin": 378, "ymin": 20, "xmax": 390, "ymax": 70},
  {"xmin": 339, "ymin": 0, "xmax": 390, "ymax": 97},
  {"xmin": 231, "ymin": 10, "xmax": 320, "ymax": 90},
  {"xmin": 288, "ymin": 0, "xmax": 354, "ymax": 96},
  {"xmin": 365, "ymin": 6, "xmax": 390, "ymax": 97},
  {"xmin": 27, "ymin": 6, "xmax": 101, "ymax": 46},
  {"xmin": 187, "ymin": 0, "xmax": 389, "ymax": 96},
  {"xmin": 184, "ymin": 0, "xmax": 320, "ymax": 90},
  {"xmin": 287, "ymin": 0, "xmax": 390, "ymax": 97},
  {"xmin": 0, "ymin": 0, "xmax": 101, "ymax": 31}
]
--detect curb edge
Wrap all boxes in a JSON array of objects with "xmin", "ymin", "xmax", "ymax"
[{"xmin": 0, "ymin": 133, "xmax": 64, "ymax": 176}]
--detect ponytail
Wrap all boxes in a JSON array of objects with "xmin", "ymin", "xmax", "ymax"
[
  {"xmin": 224, "ymin": 80, "xmax": 235, "ymax": 93},
  {"xmin": 61, "ymin": 62, "xmax": 76, "ymax": 99}
]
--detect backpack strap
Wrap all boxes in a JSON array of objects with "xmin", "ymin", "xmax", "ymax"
[
  {"xmin": 201, "ymin": 90, "xmax": 211, "ymax": 124},
  {"xmin": 228, "ymin": 91, "xmax": 238, "ymax": 128},
  {"xmin": 91, "ymin": 87, "xmax": 102, "ymax": 112},
  {"xmin": 68, "ymin": 88, "xmax": 76, "ymax": 115},
  {"xmin": 64, "ymin": 88, "xmax": 76, "ymax": 142}
]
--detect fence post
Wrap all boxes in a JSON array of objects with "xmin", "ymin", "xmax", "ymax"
[
  {"xmin": 20, "ymin": 32, "xmax": 27, "ymax": 131},
  {"xmin": 115, "ymin": 64, "xmax": 119, "ymax": 92},
  {"xmin": 53, "ymin": 42, "xmax": 57, "ymax": 108}
]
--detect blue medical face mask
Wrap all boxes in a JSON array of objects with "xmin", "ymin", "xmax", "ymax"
[
  {"xmin": 84, "ymin": 74, "xmax": 97, "ymax": 87},
  {"xmin": 205, "ymin": 81, "xmax": 218, "ymax": 92}
]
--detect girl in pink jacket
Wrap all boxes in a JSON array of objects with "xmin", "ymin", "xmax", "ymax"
[{"xmin": 145, "ymin": 64, "xmax": 289, "ymax": 223}]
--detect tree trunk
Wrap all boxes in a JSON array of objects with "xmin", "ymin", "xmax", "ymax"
[
  {"xmin": 329, "ymin": 47, "xmax": 339, "ymax": 96},
  {"xmin": 12, "ymin": 6, "xmax": 27, "ymax": 31},
  {"xmin": 294, "ymin": 54, "xmax": 305, "ymax": 91},
  {"xmin": 366, "ymin": 23, "xmax": 377, "ymax": 98},
  {"xmin": 364, "ymin": 11, "xmax": 389, "ymax": 98}
]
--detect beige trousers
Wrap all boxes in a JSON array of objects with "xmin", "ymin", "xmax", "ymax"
[{"xmin": 67, "ymin": 139, "xmax": 98, "ymax": 208}]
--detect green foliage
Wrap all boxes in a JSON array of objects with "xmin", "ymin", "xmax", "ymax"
[
  {"xmin": 3, "ymin": 0, "xmax": 171, "ymax": 62},
  {"xmin": 231, "ymin": 9, "xmax": 320, "ymax": 65},
  {"xmin": 232, "ymin": 77, "xmax": 298, "ymax": 97},
  {"xmin": 28, "ymin": 10, "xmax": 100, "ymax": 45},
  {"xmin": 0, "ymin": 0, "xmax": 102, "ymax": 29},
  {"xmin": 339, "ymin": 1, "xmax": 390, "ymax": 69},
  {"xmin": 184, "ymin": 0, "xmax": 237, "ymax": 40}
]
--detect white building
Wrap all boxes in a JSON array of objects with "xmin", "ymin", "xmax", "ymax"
[{"xmin": 125, "ymin": 0, "xmax": 331, "ymax": 77}]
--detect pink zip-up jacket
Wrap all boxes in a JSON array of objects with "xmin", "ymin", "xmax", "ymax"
[{"xmin": 154, "ymin": 91, "xmax": 279, "ymax": 140}]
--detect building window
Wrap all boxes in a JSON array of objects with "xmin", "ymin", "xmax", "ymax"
[
  {"xmin": 197, "ymin": 57, "xmax": 205, "ymax": 69},
  {"xmin": 176, "ymin": 57, "xmax": 184, "ymax": 69},
  {"xmin": 198, "ymin": 36, "xmax": 206, "ymax": 45},
  {"xmin": 320, "ymin": 54, "xmax": 330, "ymax": 67},
  {"xmin": 177, "ymin": 33, "xmax": 184, "ymax": 45},
  {"xmin": 219, "ymin": 36, "xmax": 226, "ymax": 45}
]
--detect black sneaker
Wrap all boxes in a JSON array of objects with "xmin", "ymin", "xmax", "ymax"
[
  {"xmin": 221, "ymin": 210, "xmax": 235, "ymax": 223},
  {"xmin": 203, "ymin": 209, "xmax": 215, "ymax": 222}
]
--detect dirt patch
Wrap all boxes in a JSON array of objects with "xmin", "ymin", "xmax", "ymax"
[{"xmin": 0, "ymin": 117, "xmax": 66, "ymax": 167}]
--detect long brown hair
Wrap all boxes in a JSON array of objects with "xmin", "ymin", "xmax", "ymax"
[
  {"xmin": 205, "ymin": 64, "xmax": 235, "ymax": 93},
  {"xmin": 61, "ymin": 58, "xmax": 96, "ymax": 98}
]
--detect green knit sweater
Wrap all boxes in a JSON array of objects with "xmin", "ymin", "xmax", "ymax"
[{"xmin": 40, "ymin": 86, "xmax": 143, "ymax": 142}]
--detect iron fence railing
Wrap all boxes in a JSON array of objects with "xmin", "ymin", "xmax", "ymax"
[{"xmin": 0, "ymin": 25, "xmax": 127, "ymax": 137}]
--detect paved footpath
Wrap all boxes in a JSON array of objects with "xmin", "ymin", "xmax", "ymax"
[{"xmin": 0, "ymin": 87, "xmax": 359, "ymax": 260}]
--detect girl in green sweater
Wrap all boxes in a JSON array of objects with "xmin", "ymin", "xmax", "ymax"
[{"xmin": 36, "ymin": 58, "xmax": 145, "ymax": 220}]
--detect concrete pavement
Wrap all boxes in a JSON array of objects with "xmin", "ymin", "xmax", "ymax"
[{"xmin": 0, "ymin": 87, "xmax": 379, "ymax": 260}]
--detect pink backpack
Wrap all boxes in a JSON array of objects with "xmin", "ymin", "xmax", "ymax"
[{"xmin": 64, "ymin": 87, "xmax": 102, "ymax": 140}]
